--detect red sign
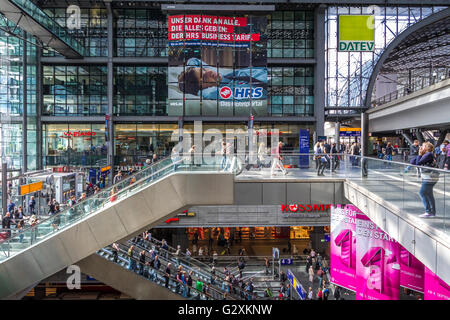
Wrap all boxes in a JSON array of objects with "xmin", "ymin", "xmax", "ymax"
[
  {"xmin": 281, "ymin": 204, "xmax": 332, "ymax": 213},
  {"xmin": 219, "ymin": 87, "xmax": 232, "ymax": 99},
  {"xmin": 168, "ymin": 14, "xmax": 259, "ymax": 43},
  {"xmin": 60, "ymin": 131, "xmax": 96, "ymax": 138},
  {"xmin": 165, "ymin": 218, "xmax": 179, "ymax": 224}
]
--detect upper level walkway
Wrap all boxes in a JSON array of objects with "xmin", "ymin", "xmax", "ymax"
[
  {"xmin": 0, "ymin": 0, "xmax": 85, "ymax": 58},
  {"xmin": 367, "ymin": 75, "xmax": 450, "ymax": 133}
]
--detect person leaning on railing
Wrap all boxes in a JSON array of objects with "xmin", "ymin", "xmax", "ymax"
[{"xmin": 413, "ymin": 142, "xmax": 440, "ymax": 218}]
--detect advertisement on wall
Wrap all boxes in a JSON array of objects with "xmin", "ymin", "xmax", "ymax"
[
  {"xmin": 168, "ymin": 14, "xmax": 267, "ymax": 116},
  {"xmin": 424, "ymin": 267, "xmax": 450, "ymax": 300},
  {"xmin": 330, "ymin": 204, "xmax": 358, "ymax": 291},
  {"xmin": 338, "ymin": 15, "xmax": 375, "ymax": 52},
  {"xmin": 399, "ymin": 246, "xmax": 425, "ymax": 293},
  {"xmin": 356, "ymin": 213, "xmax": 400, "ymax": 300}
]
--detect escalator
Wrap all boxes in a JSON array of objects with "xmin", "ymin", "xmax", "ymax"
[
  {"xmin": 78, "ymin": 245, "xmax": 232, "ymax": 300},
  {"xmin": 0, "ymin": 158, "xmax": 234, "ymax": 299},
  {"xmin": 130, "ymin": 235, "xmax": 277, "ymax": 299},
  {"xmin": 123, "ymin": 237, "xmax": 246, "ymax": 299}
]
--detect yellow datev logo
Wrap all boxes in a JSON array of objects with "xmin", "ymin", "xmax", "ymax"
[{"xmin": 338, "ymin": 15, "xmax": 375, "ymax": 52}]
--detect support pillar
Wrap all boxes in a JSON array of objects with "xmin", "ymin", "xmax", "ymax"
[
  {"xmin": 106, "ymin": 2, "xmax": 114, "ymax": 184},
  {"xmin": 36, "ymin": 46, "xmax": 43, "ymax": 170},
  {"xmin": 314, "ymin": 5, "xmax": 326, "ymax": 138},
  {"xmin": 335, "ymin": 122, "xmax": 340, "ymax": 146},
  {"xmin": 401, "ymin": 131, "xmax": 414, "ymax": 146},
  {"xmin": 2, "ymin": 163, "xmax": 7, "ymax": 217},
  {"xmin": 416, "ymin": 130, "xmax": 425, "ymax": 144},
  {"xmin": 361, "ymin": 112, "xmax": 369, "ymax": 177},
  {"xmin": 435, "ymin": 129, "xmax": 449, "ymax": 147},
  {"xmin": 22, "ymin": 30, "xmax": 28, "ymax": 173}
]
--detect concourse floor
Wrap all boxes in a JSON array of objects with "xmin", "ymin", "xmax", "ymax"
[{"xmin": 237, "ymin": 164, "xmax": 450, "ymax": 241}]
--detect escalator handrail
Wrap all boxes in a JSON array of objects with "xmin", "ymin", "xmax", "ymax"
[
  {"xmin": 120, "ymin": 241, "xmax": 244, "ymax": 300},
  {"xmin": 1, "ymin": 157, "xmax": 179, "ymax": 246},
  {"xmin": 99, "ymin": 246, "xmax": 236, "ymax": 300}
]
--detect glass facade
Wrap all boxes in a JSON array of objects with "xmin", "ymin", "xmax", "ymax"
[
  {"xmin": 43, "ymin": 8, "xmax": 108, "ymax": 57},
  {"xmin": 0, "ymin": 20, "xmax": 38, "ymax": 170},
  {"xmin": 325, "ymin": 5, "xmax": 448, "ymax": 110},
  {"xmin": 268, "ymin": 66, "xmax": 314, "ymax": 116},
  {"xmin": 114, "ymin": 66, "xmax": 168, "ymax": 116},
  {"xmin": 115, "ymin": 9, "xmax": 168, "ymax": 57},
  {"xmin": 43, "ymin": 65, "xmax": 108, "ymax": 116},
  {"xmin": 43, "ymin": 123, "xmax": 107, "ymax": 167},
  {"xmin": 114, "ymin": 123, "xmax": 178, "ymax": 165},
  {"xmin": 267, "ymin": 11, "xmax": 315, "ymax": 58}
]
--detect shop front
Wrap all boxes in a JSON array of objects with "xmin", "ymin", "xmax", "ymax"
[{"xmin": 43, "ymin": 123, "xmax": 107, "ymax": 168}]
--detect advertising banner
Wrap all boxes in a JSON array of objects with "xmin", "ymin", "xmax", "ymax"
[
  {"xmin": 356, "ymin": 212, "xmax": 400, "ymax": 300},
  {"xmin": 338, "ymin": 15, "xmax": 375, "ymax": 52},
  {"xmin": 168, "ymin": 14, "xmax": 267, "ymax": 116},
  {"xmin": 330, "ymin": 204, "xmax": 358, "ymax": 291},
  {"xmin": 298, "ymin": 129, "xmax": 310, "ymax": 168},
  {"xmin": 399, "ymin": 246, "xmax": 424, "ymax": 292},
  {"xmin": 424, "ymin": 267, "xmax": 450, "ymax": 300}
]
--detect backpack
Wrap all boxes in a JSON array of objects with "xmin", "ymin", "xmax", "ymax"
[{"xmin": 196, "ymin": 281, "xmax": 203, "ymax": 292}]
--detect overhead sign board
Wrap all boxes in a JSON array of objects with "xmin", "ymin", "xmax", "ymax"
[
  {"xmin": 19, "ymin": 181, "xmax": 43, "ymax": 196},
  {"xmin": 338, "ymin": 15, "xmax": 375, "ymax": 52}
]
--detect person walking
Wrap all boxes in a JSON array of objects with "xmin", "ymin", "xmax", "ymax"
[
  {"xmin": 28, "ymin": 196, "xmax": 36, "ymax": 216},
  {"xmin": 315, "ymin": 142, "xmax": 327, "ymax": 176},
  {"xmin": 271, "ymin": 141, "xmax": 287, "ymax": 176},
  {"xmin": 414, "ymin": 142, "xmax": 439, "ymax": 218},
  {"xmin": 316, "ymin": 287, "xmax": 323, "ymax": 300},
  {"xmin": 307, "ymin": 287, "xmax": 313, "ymax": 300},
  {"xmin": 308, "ymin": 265, "xmax": 315, "ymax": 284},
  {"xmin": 331, "ymin": 142, "xmax": 340, "ymax": 172},
  {"xmin": 334, "ymin": 285, "xmax": 341, "ymax": 300}
]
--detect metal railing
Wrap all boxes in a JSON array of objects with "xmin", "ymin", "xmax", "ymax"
[{"xmin": 371, "ymin": 71, "xmax": 450, "ymax": 107}]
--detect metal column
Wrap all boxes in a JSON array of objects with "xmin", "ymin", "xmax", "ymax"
[
  {"xmin": 36, "ymin": 46, "xmax": 43, "ymax": 170},
  {"xmin": 22, "ymin": 30, "xmax": 28, "ymax": 173},
  {"xmin": 2, "ymin": 163, "xmax": 7, "ymax": 216},
  {"xmin": 106, "ymin": 2, "xmax": 114, "ymax": 184},
  {"xmin": 314, "ymin": 5, "xmax": 326, "ymax": 138},
  {"xmin": 335, "ymin": 122, "xmax": 340, "ymax": 146},
  {"xmin": 361, "ymin": 112, "xmax": 369, "ymax": 176}
]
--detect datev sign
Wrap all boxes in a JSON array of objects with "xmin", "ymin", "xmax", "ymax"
[{"xmin": 338, "ymin": 15, "xmax": 375, "ymax": 52}]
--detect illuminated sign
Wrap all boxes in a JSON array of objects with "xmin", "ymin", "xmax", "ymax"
[
  {"xmin": 60, "ymin": 131, "xmax": 96, "ymax": 138},
  {"xmin": 19, "ymin": 181, "xmax": 43, "ymax": 195},
  {"xmin": 100, "ymin": 165, "xmax": 111, "ymax": 173},
  {"xmin": 281, "ymin": 204, "xmax": 332, "ymax": 213},
  {"xmin": 338, "ymin": 15, "xmax": 375, "ymax": 52},
  {"xmin": 168, "ymin": 14, "xmax": 267, "ymax": 116}
]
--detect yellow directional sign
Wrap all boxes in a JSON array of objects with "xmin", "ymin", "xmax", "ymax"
[{"xmin": 19, "ymin": 181, "xmax": 43, "ymax": 196}]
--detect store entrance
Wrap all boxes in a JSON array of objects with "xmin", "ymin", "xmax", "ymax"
[{"xmin": 152, "ymin": 226, "xmax": 330, "ymax": 257}]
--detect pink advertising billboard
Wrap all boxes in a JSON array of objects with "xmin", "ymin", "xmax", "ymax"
[
  {"xmin": 330, "ymin": 204, "xmax": 358, "ymax": 291},
  {"xmin": 424, "ymin": 267, "xmax": 450, "ymax": 300},
  {"xmin": 356, "ymin": 212, "xmax": 400, "ymax": 300},
  {"xmin": 399, "ymin": 246, "xmax": 424, "ymax": 292}
]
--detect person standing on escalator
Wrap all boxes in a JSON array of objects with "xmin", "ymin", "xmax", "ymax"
[{"xmin": 164, "ymin": 263, "xmax": 172, "ymax": 288}]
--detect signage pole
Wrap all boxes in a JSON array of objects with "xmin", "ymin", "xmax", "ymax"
[{"xmin": 2, "ymin": 163, "xmax": 7, "ymax": 217}]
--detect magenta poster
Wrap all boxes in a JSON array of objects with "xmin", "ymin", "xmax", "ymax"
[
  {"xmin": 330, "ymin": 204, "xmax": 358, "ymax": 291},
  {"xmin": 356, "ymin": 212, "xmax": 400, "ymax": 300},
  {"xmin": 399, "ymin": 246, "xmax": 424, "ymax": 292},
  {"xmin": 424, "ymin": 267, "xmax": 450, "ymax": 300}
]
